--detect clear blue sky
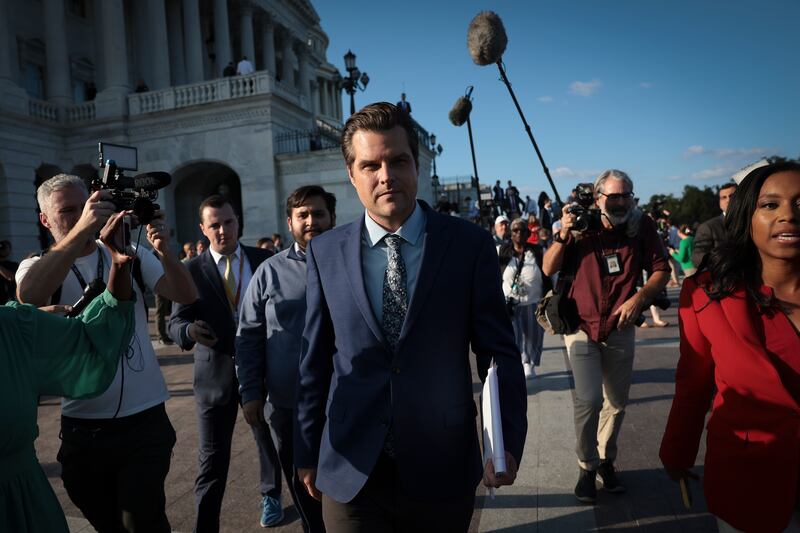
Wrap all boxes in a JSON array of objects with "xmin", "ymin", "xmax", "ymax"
[{"xmin": 315, "ymin": 0, "xmax": 799, "ymax": 203}]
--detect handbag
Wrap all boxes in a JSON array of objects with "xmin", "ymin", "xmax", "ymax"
[
  {"xmin": 505, "ymin": 250, "xmax": 525, "ymax": 316},
  {"xmin": 535, "ymin": 248, "xmax": 580, "ymax": 335}
]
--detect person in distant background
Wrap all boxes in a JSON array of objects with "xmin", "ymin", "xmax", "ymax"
[{"xmin": 257, "ymin": 237, "xmax": 276, "ymax": 252}]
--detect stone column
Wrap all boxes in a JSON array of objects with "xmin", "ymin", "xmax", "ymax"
[
  {"xmin": 280, "ymin": 32, "xmax": 294, "ymax": 85},
  {"xmin": 261, "ymin": 15, "xmax": 276, "ymax": 75},
  {"xmin": 182, "ymin": 0, "xmax": 203, "ymax": 83},
  {"xmin": 296, "ymin": 45, "xmax": 310, "ymax": 105},
  {"xmin": 0, "ymin": 0, "xmax": 13, "ymax": 81},
  {"xmin": 166, "ymin": 0, "xmax": 186, "ymax": 86},
  {"xmin": 42, "ymin": 0, "xmax": 71, "ymax": 104},
  {"xmin": 213, "ymin": 0, "xmax": 232, "ymax": 75},
  {"xmin": 334, "ymin": 81, "xmax": 342, "ymax": 120},
  {"xmin": 239, "ymin": 4, "xmax": 255, "ymax": 66},
  {"xmin": 147, "ymin": 0, "xmax": 171, "ymax": 89},
  {"xmin": 317, "ymin": 78, "xmax": 326, "ymax": 115},
  {"xmin": 94, "ymin": 0, "xmax": 129, "ymax": 117},
  {"xmin": 310, "ymin": 80, "xmax": 319, "ymax": 116}
]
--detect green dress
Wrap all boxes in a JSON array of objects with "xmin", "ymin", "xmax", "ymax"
[
  {"xmin": 0, "ymin": 290, "xmax": 135, "ymax": 533},
  {"xmin": 670, "ymin": 235, "xmax": 695, "ymax": 272}
]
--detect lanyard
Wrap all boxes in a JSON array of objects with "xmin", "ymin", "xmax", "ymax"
[{"xmin": 70, "ymin": 249, "xmax": 104, "ymax": 290}]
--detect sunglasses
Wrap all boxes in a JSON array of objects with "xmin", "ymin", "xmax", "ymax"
[{"xmin": 597, "ymin": 191, "xmax": 634, "ymax": 201}]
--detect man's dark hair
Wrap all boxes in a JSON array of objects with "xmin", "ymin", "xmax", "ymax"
[
  {"xmin": 256, "ymin": 237, "xmax": 274, "ymax": 247},
  {"xmin": 285, "ymin": 185, "xmax": 337, "ymax": 219},
  {"xmin": 198, "ymin": 194, "xmax": 234, "ymax": 222},
  {"xmin": 718, "ymin": 182, "xmax": 737, "ymax": 194},
  {"xmin": 341, "ymin": 102, "xmax": 418, "ymax": 169},
  {"xmin": 705, "ymin": 161, "xmax": 800, "ymax": 305}
]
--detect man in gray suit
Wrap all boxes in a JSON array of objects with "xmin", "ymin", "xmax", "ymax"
[
  {"xmin": 236, "ymin": 185, "xmax": 336, "ymax": 532},
  {"xmin": 169, "ymin": 195, "xmax": 282, "ymax": 532},
  {"xmin": 692, "ymin": 182, "xmax": 736, "ymax": 267}
]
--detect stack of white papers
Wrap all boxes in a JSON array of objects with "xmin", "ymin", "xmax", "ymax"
[{"xmin": 482, "ymin": 361, "xmax": 506, "ymax": 498}]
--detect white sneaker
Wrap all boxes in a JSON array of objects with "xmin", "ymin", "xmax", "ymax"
[{"xmin": 523, "ymin": 362, "xmax": 533, "ymax": 378}]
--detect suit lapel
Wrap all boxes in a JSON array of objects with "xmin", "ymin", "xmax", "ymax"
[
  {"xmin": 718, "ymin": 291, "xmax": 800, "ymax": 410},
  {"xmin": 398, "ymin": 208, "xmax": 452, "ymax": 347},
  {"xmin": 199, "ymin": 251, "xmax": 231, "ymax": 313},
  {"xmin": 340, "ymin": 220, "xmax": 387, "ymax": 347}
]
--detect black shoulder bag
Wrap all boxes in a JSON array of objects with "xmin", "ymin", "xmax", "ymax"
[{"xmin": 535, "ymin": 244, "xmax": 580, "ymax": 335}]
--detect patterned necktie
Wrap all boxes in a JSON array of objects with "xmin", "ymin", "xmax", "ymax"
[
  {"xmin": 382, "ymin": 234, "xmax": 408, "ymax": 352},
  {"xmin": 223, "ymin": 254, "xmax": 237, "ymax": 309}
]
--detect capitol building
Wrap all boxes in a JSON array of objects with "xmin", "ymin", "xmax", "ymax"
[{"xmin": 0, "ymin": 0, "xmax": 435, "ymax": 257}]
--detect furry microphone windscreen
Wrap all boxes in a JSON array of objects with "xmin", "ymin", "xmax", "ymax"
[
  {"xmin": 449, "ymin": 96, "xmax": 473, "ymax": 126},
  {"xmin": 467, "ymin": 11, "xmax": 508, "ymax": 66}
]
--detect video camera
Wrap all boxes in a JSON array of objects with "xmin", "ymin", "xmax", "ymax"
[
  {"xmin": 93, "ymin": 142, "xmax": 171, "ymax": 225},
  {"xmin": 566, "ymin": 183, "xmax": 602, "ymax": 232}
]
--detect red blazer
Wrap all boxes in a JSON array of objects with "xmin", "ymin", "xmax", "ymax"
[{"xmin": 660, "ymin": 274, "xmax": 800, "ymax": 533}]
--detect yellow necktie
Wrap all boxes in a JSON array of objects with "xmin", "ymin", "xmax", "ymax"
[{"xmin": 223, "ymin": 254, "xmax": 237, "ymax": 308}]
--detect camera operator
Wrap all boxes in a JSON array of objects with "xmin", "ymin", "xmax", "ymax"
[
  {"xmin": 542, "ymin": 169, "xmax": 669, "ymax": 504},
  {"xmin": 16, "ymin": 174, "xmax": 197, "ymax": 532}
]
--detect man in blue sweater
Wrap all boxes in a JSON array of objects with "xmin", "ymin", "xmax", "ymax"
[{"xmin": 235, "ymin": 185, "xmax": 336, "ymax": 532}]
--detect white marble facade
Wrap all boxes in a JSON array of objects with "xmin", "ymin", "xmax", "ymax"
[{"xmin": 0, "ymin": 0, "xmax": 434, "ymax": 258}]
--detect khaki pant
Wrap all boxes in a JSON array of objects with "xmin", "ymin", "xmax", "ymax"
[{"xmin": 564, "ymin": 327, "xmax": 635, "ymax": 471}]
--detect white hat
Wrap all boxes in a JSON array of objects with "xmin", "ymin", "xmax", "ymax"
[
  {"xmin": 495, "ymin": 215, "xmax": 510, "ymax": 225},
  {"xmin": 732, "ymin": 158, "xmax": 770, "ymax": 185}
]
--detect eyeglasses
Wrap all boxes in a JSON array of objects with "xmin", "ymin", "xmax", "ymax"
[
  {"xmin": 597, "ymin": 191, "xmax": 634, "ymax": 201},
  {"xmin": 511, "ymin": 228, "xmax": 526, "ymax": 233}
]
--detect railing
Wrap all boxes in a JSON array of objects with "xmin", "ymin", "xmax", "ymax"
[
  {"xmin": 274, "ymin": 127, "xmax": 342, "ymax": 155},
  {"xmin": 28, "ymin": 99, "xmax": 59, "ymax": 123},
  {"xmin": 128, "ymin": 71, "xmax": 275, "ymax": 115},
  {"xmin": 66, "ymin": 101, "xmax": 96, "ymax": 123}
]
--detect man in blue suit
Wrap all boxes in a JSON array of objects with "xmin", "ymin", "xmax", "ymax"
[{"xmin": 294, "ymin": 103, "xmax": 527, "ymax": 531}]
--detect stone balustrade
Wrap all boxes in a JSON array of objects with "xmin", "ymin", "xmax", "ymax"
[
  {"xmin": 66, "ymin": 101, "xmax": 96, "ymax": 123},
  {"xmin": 28, "ymin": 99, "xmax": 59, "ymax": 122},
  {"xmin": 129, "ymin": 71, "xmax": 279, "ymax": 116}
]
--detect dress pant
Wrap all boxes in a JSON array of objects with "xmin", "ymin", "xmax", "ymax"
[
  {"xmin": 58, "ymin": 403, "xmax": 175, "ymax": 533},
  {"xmin": 564, "ymin": 327, "xmax": 636, "ymax": 471},
  {"xmin": 194, "ymin": 396, "xmax": 280, "ymax": 533},
  {"xmin": 154, "ymin": 294, "xmax": 171, "ymax": 342},
  {"xmin": 264, "ymin": 403, "xmax": 325, "ymax": 532},
  {"xmin": 322, "ymin": 452, "xmax": 474, "ymax": 533}
]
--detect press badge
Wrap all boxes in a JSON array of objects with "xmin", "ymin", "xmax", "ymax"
[{"xmin": 604, "ymin": 253, "xmax": 622, "ymax": 275}]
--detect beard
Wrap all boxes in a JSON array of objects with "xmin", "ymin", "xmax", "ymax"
[{"xmin": 602, "ymin": 206, "xmax": 631, "ymax": 227}]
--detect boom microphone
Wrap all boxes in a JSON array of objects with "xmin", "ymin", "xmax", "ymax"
[
  {"xmin": 449, "ymin": 96, "xmax": 472, "ymax": 127},
  {"xmin": 467, "ymin": 11, "xmax": 508, "ymax": 66},
  {"xmin": 449, "ymin": 87, "xmax": 483, "ymax": 218},
  {"xmin": 66, "ymin": 278, "xmax": 107, "ymax": 318},
  {"xmin": 466, "ymin": 11, "xmax": 564, "ymax": 206}
]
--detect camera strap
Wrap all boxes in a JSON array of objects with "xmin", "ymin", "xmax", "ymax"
[{"xmin": 70, "ymin": 249, "xmax": 105, "ymax": 290}]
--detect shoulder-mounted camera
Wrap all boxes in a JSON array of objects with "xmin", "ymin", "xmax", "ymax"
[{"xmin": 92, "ymin": 142, "xmax": 171, "ymax": 225}]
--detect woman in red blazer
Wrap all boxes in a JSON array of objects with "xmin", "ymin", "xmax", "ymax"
[{"xmin": 660, "ymin": 161, "xmax": 800, "ymax": 533}]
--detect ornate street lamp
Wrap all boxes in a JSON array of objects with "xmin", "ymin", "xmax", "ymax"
[
  {"xmin": 341, "ymin": 50, "xmax": 369, "ymax": 115},
  {"xmin": 429, "ymin": 133, "xmax": 443, "ymax": 197}
]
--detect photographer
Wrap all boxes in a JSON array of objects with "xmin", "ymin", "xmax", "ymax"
[
  {"xmin": 16, "ymin": 174, "xmax": 197, "ymax": 532},
  {"xmin": 542, "ymin": 170, "xmax": 669, "ymax": 504}
]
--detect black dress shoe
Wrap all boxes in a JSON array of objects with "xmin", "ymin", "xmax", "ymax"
[
  {"xmin": 598, "ymin": 460, "xmax": 626, "ymax": 493},
  {"xmin": 574, "ymin": 467, "xmax": 597, "ymax": 503}
]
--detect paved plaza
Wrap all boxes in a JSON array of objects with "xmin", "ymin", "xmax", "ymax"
[{"xmin": 34, "ymin": 286, "xmax": 717, "ymax": 532}]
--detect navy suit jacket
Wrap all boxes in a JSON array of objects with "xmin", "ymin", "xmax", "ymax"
[
  {"xmin": 169, "ymin": 245, "xmax": 272, "ymax": 406},
  {"xmin": 294, "ymin": 202, "xmax": 527, "ymax": 503}
]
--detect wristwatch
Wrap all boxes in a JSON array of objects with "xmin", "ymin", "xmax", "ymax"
[{"xmin": 553, "ymin": 231, "xmax": 571, "ymax": 244}]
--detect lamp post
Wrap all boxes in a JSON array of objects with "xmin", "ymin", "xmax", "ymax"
[
  {"xmin": 429, "ymin": 133, "xmax": 443, "ymax": 197},
  {"xmin": 341, "ymin": 50, "xmax": 369, "ymax": 115}
]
